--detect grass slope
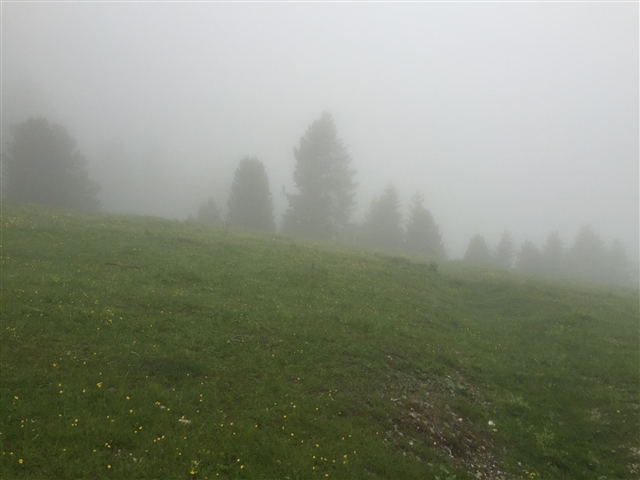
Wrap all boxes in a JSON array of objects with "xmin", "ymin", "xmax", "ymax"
[{"xmin": 1, "ymin": 203, "xmax": 638, "ymax": 479}]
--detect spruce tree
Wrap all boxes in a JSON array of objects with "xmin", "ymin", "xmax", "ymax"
[
  {"xmin": 404, "ymin": 193, "xmax": 446, "ymax": 259},
  {"xmin": 226, "ymin": 157, "xmax": 275, "ymax": 232},
  {"xmin": 281, "ymin": 112, "xmax": 356, "ymax": 241}
]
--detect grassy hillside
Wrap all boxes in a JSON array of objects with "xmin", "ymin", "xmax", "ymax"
[{"xmin": 2, "ymin": 203, "xmax": 638, "ymax": 479}]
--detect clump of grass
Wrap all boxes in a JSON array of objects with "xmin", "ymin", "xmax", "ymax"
[{"xmin": 1, "ymin": 203, "xmax": 638, "ymax": 479}]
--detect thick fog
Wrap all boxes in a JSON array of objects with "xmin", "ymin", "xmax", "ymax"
[{"xmin": 2, "ymin": 2, "xmax": 638, "ymax": 260}]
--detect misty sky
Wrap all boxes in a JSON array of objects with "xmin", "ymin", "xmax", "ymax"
[{"xmin": 2, "ymin": 2, "xmax": 638, "ymax": 259}]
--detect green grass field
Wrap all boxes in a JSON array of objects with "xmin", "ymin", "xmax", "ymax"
[{"xmin": 1, "ymin": 203, "xmax": 638, "ymax": 479}]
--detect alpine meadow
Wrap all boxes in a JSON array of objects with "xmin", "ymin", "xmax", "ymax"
[
  {"xmin": 2, "ymin": 203, "xmax": 638, "ymax": 479},
  {"xmin": 2, "ymin": 3, "xmax": 639, "ymax": 480}
]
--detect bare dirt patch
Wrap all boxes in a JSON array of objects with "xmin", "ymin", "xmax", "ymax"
[{"xmin": 381, "ymin": 367, "xmax": 508, "ymax": 480}]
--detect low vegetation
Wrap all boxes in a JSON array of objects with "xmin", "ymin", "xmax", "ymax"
[{"xmin": 2, "ymin": 204, "xmax": 638, "ymax": 479}]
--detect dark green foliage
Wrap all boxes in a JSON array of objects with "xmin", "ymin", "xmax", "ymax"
[
  {"xmin": 464, "ymin": 234, "xmax": 493, "ymax": 266},
  {"xmin": 493, "ymin": 231, "xmax": 514, "ymax": 269},
  {"xmin": 2, "ymin": 117, "xmax": 100, "ymax": 210},
  {"xmin": 281, "ymin": 112, "xmax": 357, "ymax": 242},
  {"xmin": 196, "ymin": 197, "xmax": 221, "ymax": 225},
  {"xmin": 516, "ymin": 240, "xmax": 542, "ymax": 273},
  {"xmin": 405, "ymin": 193, "xmax": 446, "ymax": 259},
  {"xmin": 226, "ymin": 157, "xmax": 275, "ymax": 232},
  {"xmin": 361, "ymin": 184, "xmax": 404, "ymax": 253}
]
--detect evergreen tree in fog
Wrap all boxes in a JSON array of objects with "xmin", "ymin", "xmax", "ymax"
[
  {"xmin": 516, "ymin": 240, "xmax": 543, "ymax": 273},
  {"xmin": 464, "ymin": 234, "xmax": 493, "ymax": 266},
  {"xmin": 541, "ymin": 231, "xmax": 565, "ymax": 277},
  {"xmin": 361, "ymin": 185, "xmax": 404, "ymax": 253},
  {"xmin": 226, "ymin": 157, "xmax": 275, "ymax": 232},
  {"xmin": 3, "ymin": 117, "xmax": 100, "ymax": 210},
  {"xmin": 404, "ymin": 193, "xmax": 446, "ymax": 259},
  {"xmin": 493, "ymin": 231, "xmax": 515, "ymax": 269},
  {"xmin": 281, "ymin": 112, "xmax": 357, "ymax": 242},
  {"xmin": 196, "ymin": 197, "xmax": 221, "ymax": 225},
  {"xmin": 567, "ymin": 225, "xmax": 607, "ymax": 283}
]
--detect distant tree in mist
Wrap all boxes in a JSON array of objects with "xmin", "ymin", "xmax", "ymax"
[
  {"xmin": 567, "ymin": 225, "xmax": 607, "ymax": 283},
  {"xmin": 516, "ymin": 240, "xmax": 543, "ymax": 273},
  {"xmin": 196, "ymin": 197, "xmax": 221, "ymax": 225},
  {"xmin": 404, "ymin": 193, "xmax": 446, "ymax": 259},
  {"xmin": 3, "ymin": 117, "xmax": 100, "ymax": 210},
  {"xmin": 360, "ymin": 184, "xmax": 404, "ymax": 252},
  {"xmin": 281, "ymin": 112, "xmax": 357, "ymax": 242},
  {"xmin": 493, "ymin": 232, "xmax": 515, "ymax": 269},
  {"xmin": 506, "ymin": 227, "xmax": 634, "ymax": 287},
  {"xmin": 541, "ymin": 231, "xmax": 565, "ymax": 277},
  {"xmin": 226, "ymin": 157, "xmax": 275, "ymax": 232},
  {"xmin": 464, "ymin": 234, "xmax": 493, "ymax": 266}
]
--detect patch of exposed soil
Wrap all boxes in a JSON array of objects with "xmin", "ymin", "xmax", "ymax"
[{"xmin": 381, "ymin": 366, "xmax": 508, "ymax": 480}]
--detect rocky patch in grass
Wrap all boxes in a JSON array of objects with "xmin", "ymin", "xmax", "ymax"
[{"xmin": 382, "ymin": 369, "xmax": 507, "ymax": 479}]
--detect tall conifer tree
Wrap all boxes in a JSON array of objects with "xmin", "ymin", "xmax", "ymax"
[{"xmin": 281, "ymin": 112, "xmax": 356, "ymax": 241}]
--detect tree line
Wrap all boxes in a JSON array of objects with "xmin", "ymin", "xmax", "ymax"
[
  {"xmin": 2, "ymin": 114, "xmax": 633, "ymax": 287},
  {"xmin": 4, "ymin": 114, "xmax": 445, "ymax": 259},
  {"xmin": 191, "ymin": 112, "xmax": 446, "ymax": 260},
  {"xmin": 463, "ymin": 228, "xmax": 634, "ymax": 287}
]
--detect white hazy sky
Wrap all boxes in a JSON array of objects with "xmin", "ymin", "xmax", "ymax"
[{"xmin": 2, "ymin": 2, "xmax": 638, "ymax": 259}]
